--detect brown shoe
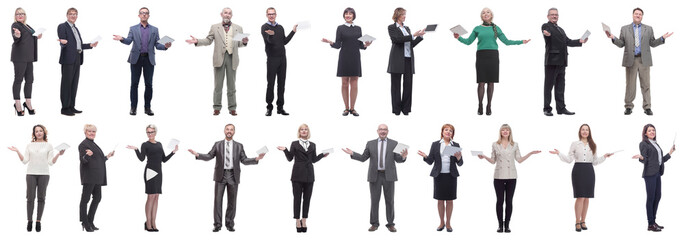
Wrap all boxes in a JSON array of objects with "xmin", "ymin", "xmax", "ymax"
[
  {"xmin": 368, "ymin": 225, "xmax": 378, "ymax": 232},
  {"xmin": 230, "ymin": 110, "xmax": 237, "ymax": 116},
  {"xmin": 387, "ymin": 226, "xmax": 397, "ymax": 232},
  {"xmin": 213, "ymin": 110, "xmax": 220, "ymax": 115}
]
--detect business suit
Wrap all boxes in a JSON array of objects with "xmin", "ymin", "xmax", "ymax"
[
  {"xmin": 387, "ymin": 23, "xmax": 423, "ymax": 115},
  {"xmin": 119, "ymin": 23, "xmax": 167, "ymax": 110},
  {"xmin": 57, "ymin": 21, "xmax": 92, "ymax": 114},
  {"xmin": 541, "ymin": 21, "xmax": 582, "ymax": 113},
  {"xmin": 196, "ymin": 140, "xmax": 258, "ymax": 229},
  {"xmin": 78, "ymin": 138, "xmax": 108, "ymax": 227},
  {"xmin": 283, "ymin": 140, "xmax": 325, "ymax": 219},
  {"xmin": 612, "ymin": 23, "xmax": 665, "ymax": 110},
  {"xmin": 638, "ymin": 140, "xmax": 671, "ymax": 226},
  {"xmin": 195, "ymin": 22, "xmax": 247, "ymax": 111},
  {"xmin": 11, "ymin": 22, "xmax": 38, "ymax": 101},
  {"xmin": 350, "ymin": 138, "xmax": 406, "ymax": 227},
  {"xmin": 423, "ymin": 141, "xmax": 463, "ymax": 200},
  {"xmin": 261, "ymin": 23, "xmax": 295, "ymax": 112}
]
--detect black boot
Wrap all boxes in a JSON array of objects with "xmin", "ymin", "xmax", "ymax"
[
  {"xmin": 504, "ymin": 221, "xmax": 511, "ymax": 233},
  {"xmin": 27, "ymin": 221, "xmax": 33, "ymax": 232},
  {"xmin": 497, "ymin": 221, "xmax": 503, "ymax": 233}
]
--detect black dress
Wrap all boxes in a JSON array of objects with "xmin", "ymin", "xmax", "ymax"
[
  {"xmin": 331, "ymin": 24, "xmax": 366, "ymax": 77},
  {"xmin": 135, "ymin": 141, "xmax": 174, "ymax": 194}
]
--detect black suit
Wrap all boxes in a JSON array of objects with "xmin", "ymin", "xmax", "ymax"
[
  {"xmin": 542, "ymin": 21, "xmax": 582, "ymax": 113},
  {"xmin": 11, "ymin": 22, "xmax": 38, "ymax": 100},
  {"xmin": 283, "ymin": 140, "xmax": 325, "ymax": 219},
  {"xmin": 78, "ymin": 138, "xmax": 108, "ymax": 226},
  {"xmin": 57, "ymin": 21, "xmax": 92, "ymax": 114},
  {"xmin": 261, "ymin": 23, "xmax": 295, "ymax": 111},
  {"xmin": 424, "ymin": 141, "xmax": 463, "ymax": 178},
  {"xmin": 387, "ymin": 23, "xmax": 423, "ymax": 115},
  {"xmin": 424, "ymin": 141, "xmax": 463, "ymax": 200},
  {"xmin": 639, "ymin": 140, "xmax": 671, "ymax": 225}
]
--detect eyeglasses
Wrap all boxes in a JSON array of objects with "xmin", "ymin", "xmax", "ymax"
[
  {"xmin": 15, "ymin": 13, "xmax": 26, "ymax": 16},
  {"xmin": 267, "ymin": 13, "xmax": 276, "ymax": 16},
  {"xmin": 139, "ymin": 12, "xmax": 150, "ymax": 15},
  {"xmin": 146, "ymin": 131, "xmax": 156, "ymax": 134},
  {"xmin": 68, "ymin": 13, "xmax": 78, "ymax": 16}
]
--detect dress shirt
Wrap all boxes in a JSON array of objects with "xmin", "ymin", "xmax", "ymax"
[
  {"xmin": 299, "ymin": 138, "xmax": 310, "ymax": 150},
  {"xmin": 633, "ymin": 23, "xmax": 642, "ymax": 55},
  {"xmin": 67, "ymin": 21, "xmax": 82, "ymax": 51},
  {"xmin": 344, "ymin": 22, "xmax": 354, "ymax": 27},
  {"xmin": 377, "ymin": 138, "xmax": 388, "ymax": 170},
  {"xmin": 224, "ymin": 139, "xmax": 234, "ymax": 169},
  {"xmin": 267, "ymin": 22, "xmax": 277, "ymax": 27},
  {"xmin": 395, "ymin": 23, "xmax": 412, "ymax": 57},
  {"xmin": 648, "ymin": 139, "xmax": 663, "ymax": 165},
  {"xmin": 22, "ymin": 142, "xmax": 55, "ymax": 175},
  {"xmin": 439, "ymin": 139, "xmax": 454, "ymax": 173},
  {"xmin": 558, "ymin": 141, "xmax": 606, "ymax": 166},
  {"xmin": 491, "ymin": 142, "xmax": 522, "ymax": 179},
  {"xmin": 140, "ymin": 23, "xmax": 150, "ymax": 53}
]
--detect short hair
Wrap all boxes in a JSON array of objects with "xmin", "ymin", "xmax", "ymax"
[
  {"xmin": 548, "ymin": 7, "xmax": 558, "ymax": 15},
  {"xmin": 481, "ymin": 7, "xmax": 494, "ymax": 23},
  {"xmin": 139, "ymin": 7, "xmax": 149, "ymax": 14},
  {"xmin": 66, "ymin": 7, "xmax": 78, "ymax": 16},
  {"xmin": 225, "ymin": 123, "xmax": 235, "ymax": 130},
  {"xmin": 633, "ymin": 7, "xmax": 644, "ymax": 14},
  {"xmin": 496, "ymin": 124, "xmax": 514, "ymax": 145},
  {"xmin": 32, "ymin": 124, "xmax": 48, "ymax": 142},
  {"xmin": 343, "ymin": 7, "xmax": 356, "ymax": 21},
  {"xmin": 146, "ymin": 124, "xmax": 157, "ymax": 133},
  {"xmin": 441, "ymin": 124, "xmax": 455, "ymax": 140},
  {"xmin": 83, "ymin": 124, "xmax": 97, "ymax": 133},
  {"xmin": 298, "ymin": 124, "xmax": 310, "ymax": 140},
  {"xmin": 15, "ymin": 8, "xmax": 26, "ymax": 23},
  {"xmin": 266, "ymin": 7, "xmax": 276, "ymax": 13},
  {"xmin": 392, "ymin": 7, "xmax": 406, "ymax": 22},
  {"xmin": 223, "ymin": 7, "xmax": 232, "ymax": 13},
  {"xmin": 642, "ymin": 124, "xmax": 656, "ymax": 142}
]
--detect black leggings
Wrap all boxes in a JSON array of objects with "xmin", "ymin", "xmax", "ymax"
[{"xmin": 494, "ymin": 179, "xmax": 517, "ymax": 224}]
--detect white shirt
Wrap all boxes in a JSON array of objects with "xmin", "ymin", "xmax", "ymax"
[
  {"xmin": 557, "ymin": 141, "xmax": 606, "ymax": 166},
  {"xmin": 299, "ymin": 138, "xmax": 310, "ymax": 150},
  {"xmin": 439, "ymin": 139, "xmax": 454, "ymax": 173},
  {"xmin": 224, "ymin": 140, "xmax": 234, "ymax": 169},
  {"xmin": 377, "ymin": 138, "xmax": 388, "ymax": 170},
  {"xmin": 396, "ymin": 22, "xmax": 412, "ymax": 58},
  {"xmin": 648, "ymin": 139, "xmax": 663, "ymax": 165},
  {"xmin": 344, "ymin": 22, "xmax": 354, "ymax": 27},
  {"xmin": 22, "ymin": 142, "xmax": 55, "ymax": 175}
]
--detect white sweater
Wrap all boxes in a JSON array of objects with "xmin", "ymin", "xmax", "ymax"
[{"xmin": 22, "ymin": 142, "xmax": 55, "ymax": 175}]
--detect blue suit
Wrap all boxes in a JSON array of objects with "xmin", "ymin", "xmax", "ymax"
[{"xmin": 120, "ymin": 23, "xmax": 166, "ymax": 65}]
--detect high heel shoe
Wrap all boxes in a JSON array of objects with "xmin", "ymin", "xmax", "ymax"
[
  {"xmin": 575, "ymin": 223, "xmax": 582, "ymax": 232},
  {"xmin": 81, "ymin": 222, "xmax": 94, "ymax": 232},
  {"xmin": 300, "ymin": 220, "xmax": 307, "ymax": 233},
  {"xmin": 23, "ymin": 102, "xmax": 35, "ymax": 115},
  {"xmin": 13, "ymin": 103, "xmax": 24, "ymax": 116},
  {"xmin": 580, "ymin": 222, "xmax": 587, "ymax": 230},
  {"xmin": 27, "ymin": 221, "xmax": 33, "ymax": 232},
  {"xmin": 35, "ymin": 222, "xmax": 41, "ymax": 232},
  {"xmin": 486, "ymin": 104, "xmax": 492, "ymax": 116},
  {"xmin": 477, "ymin": 104, "xmax": 483, "ymax": 115},
  {"xmin": 144, "ymin": 222, "xmax": 153, "ymax": 232}
]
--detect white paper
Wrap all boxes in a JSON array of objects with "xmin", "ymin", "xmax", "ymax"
[
  {"xmin": 392, "ymin": 143, "xmax": 409, "ymax": 154},
  {"xmin": 167, "ymin": 138, "xmax": 180, "ymax": 150},
  {"xmin": 321, "ymin": 148, "xmax": 334, "ymax": 155},
  {"xmin": 611, "ymin": 150, "xmax": 624, "ymax": 155},
  {"xmin": 442, "ymin": 146, "xmax": 462, "ymax": 156},
  {"xmin": 601, "ymin": 22, "xmax": 611, "ymax": 34},
  {"xmin": 232, "ymin": 33, "xmax": 250, "ymax": 41},
  {"xmin": 158, "ymin": 36, "xmax": 174, "ymax": 45},
  {"xmin": 90, "ymin": 35, "xmax": 101, "ymax": 43},
  {"xmin": 357, "ymin": 34, "xmax": 376, "ymax": 42},
  {"xmin": 145, "ymin": 168, "xmax": 158, "ymax": 181},
  {"xmin": 32, "ymin": 28, "xmax": 46, "ymax": 36},
  {"xmin": 673, "ymin": 133, "xmax": 677, "ymax": 145},
  {"xmin": 450, "ymin": 25, "xmax": 468, "ymax": 36},
  {"xmin": 580, "ymin": 30, "xmax": 591, "ymax": 41},
  {"xmin": 256, "ymin": 146, "xmax": 268, "ymax": 155},
  {"xmin": 470, "ymin": 150, "xmax": 484, "ymax": 156},
  {"xmin": 55, "ymin": 143, "xmax": 70, "ymax": 151},
  {"xmin": 296, "ymin": 21, "xmax": 311, "ymax": 30}
]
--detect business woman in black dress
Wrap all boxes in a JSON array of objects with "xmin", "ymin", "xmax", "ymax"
[
  {"xmin": 277, "ymin": 124, "xmax": 328, "ymax": 232},
  {"xmin": 11, "ymin": 8, "xmax": 41, "ymax": 116},
  {"xmin": 322, "ymin": 7, "xmax": 371, "ymax": 116},
  {"xmin": 387, "ymin": 7, "xmax": 424, "ymax": 116},
  {"xmin": 418, "ymin": 124, "xmax": 463, "ymax": 232},
  {"xmin": 126, "ymin": 124, "xmax": 177, "ymax": 232},
  {"xmin": 632, "ymin": 124, "xmax": 675, "ymax": 232}
]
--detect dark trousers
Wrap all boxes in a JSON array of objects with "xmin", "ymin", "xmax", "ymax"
[
  {"xmin": 390, "ymin": 57, "xmax": 413, "ymax": 114},
  {"xmin": 214, "ymin": 170, "xmax": 238, "ymax": 228},
  {"xmin": 369, "ymin": 171, "xmax": 395, "ymax": 227},
  {"xmin": 494, "ymin": 179, "xmax": 517, "ymax": 224},
  {"xmin": 13, "ymin": 62, "xmax": 34, "ymax": 100},
  {"xmin": 26, "ymin": 175, "xmax": 49, "ymax": 221},
  {"xmin": 266, "ymin": 56, "xmax": 287, "ymax": 110},
  {"xmin": 543, "ymin": 65, "xmax": 567, "ymax": 112},
  {"xmin": 130, "ymin": 55, "xmax": 154, "ymax": 109},
  {"xmin": 292, "ymin": 181, "xmax": 313, "ymax": 219},
  {"xmin": 644, "ymin": 175, "xmax": 662, "ymax": 225},
  {"xmin": 79, "ymin": 184, "xmax": 102, "ymax": 224},
  {"xmin": 60, "ymin": 54, "xmax": 81, "ymax": 113}
]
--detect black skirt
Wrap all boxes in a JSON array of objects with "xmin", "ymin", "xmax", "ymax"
[
  {"xmin": 571, "ymin": 163, "xmax": 595, "ymax": 198},
  {"xmin": 144, "ymin": 168, "xmax": 163, "ymax": 194},
  {"xmin": 475, "ymin": 50, "xmax": 499, "ymax": 83},
  {"xmin": 433, "ymin": 173, "xmax": 457, "ymax": 200}
]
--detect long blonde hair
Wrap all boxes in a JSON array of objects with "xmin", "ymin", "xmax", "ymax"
[{"xmin": 496, "ymin": 124, "xmax": 514, "ymax": 145}]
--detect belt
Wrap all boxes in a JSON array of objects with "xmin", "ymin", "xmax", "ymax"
[
  {"xmin": 377, "ymin": 170, "xmax": 386, "ymax": 173},
  {"xmin": 635, "ymin": 53, "xmax": 642, "ymax": 57},
  {"xmin": 224, "ymin": 169, "xmax": 234, "ymax": 172},
  {"xmin": 77, "ymin": 49, "xmax": 83, "ymax": 54},
  {"xmin": 140, "ymin": 53, "xmax": 149, "ymax": 57}
]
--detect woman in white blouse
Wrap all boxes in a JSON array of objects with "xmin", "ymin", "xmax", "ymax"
[
  {"xmin": 8, "ymin": 125, "xmax": 65, "ymax": 232},
  {"xmin": 477, "ymin": 124, "xmax": 540, "ymax": 233},
  {"xmin": 550, "ymin": 124, "xmax": 613, "ymax": 232}
]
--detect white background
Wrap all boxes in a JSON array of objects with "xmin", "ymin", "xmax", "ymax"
[{"xmin": 1, "ymin": 0, "xmax": 682, "ymax": 239}]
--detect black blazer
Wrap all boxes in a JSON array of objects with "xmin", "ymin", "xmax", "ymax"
[
  {"xmin": 541, "ymin": 22, "xmax": 582, "ymax": 66},
  {"xmin": 283, "ymin": 141, "xmax": 326, "ymax": 182},
  {"xmin": 196, "ymin": 140, "xmax": 258, "ymax": 184},
  {"xmin": 424, "ymin": 141, "xmax": 463, "ymax": 178},
  {"xmin": 639, "ymin": 140, "xmax": 671, "ymax": 177},
  {"xmin": 57, "ymin": 21, "xmax": 92, "ymax": 65},
  {"xmin": 11, "ymin": 22, "xmax": 37, "ymax": 62},
  {"xmin": 78, "ymin": 138, "xmax": 108, "ymax": 185},
  {"xmin": 387, "ymin": 23, "xmax": 423, "ymax": 74}
]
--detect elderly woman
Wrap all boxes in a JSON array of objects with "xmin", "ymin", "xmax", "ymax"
[
  {"xmin": 78, "ymin": 124, "xmax": 115, "ymax": 232},
  {"xmin": 387, "ymin": 7, "xmax": 424, "ymax": 116},
  {"xmin": 8, "ymin": 125, "xmax": 65, "ymax": 232},
  {"xmin": 11, "ymin": 7, "xmax": 42, "ymax": 116}
]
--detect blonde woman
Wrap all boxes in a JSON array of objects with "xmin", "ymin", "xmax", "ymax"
[{"xmin": 11, "ymin": 8, "xmax": 42, "ymax": 116}]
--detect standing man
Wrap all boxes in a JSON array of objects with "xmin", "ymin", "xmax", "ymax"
[
  {"xmin": 57, "ymin": 8, "xmax": 98, "ymax": 116},
  {"xmin": 78, "ymin": 124, "xmax": 115, "ymax": 232},
  {"xmin": 342, "ymin": 124, "xmax": 408, "ymax": 233},
  {"xmin": 113, "ymin": 7, "xmax": 171, "ymax": 116},
  {"xmin": 186, "ymin": 8, "xmax": 248, "ymax": 116},
  {"xmin": 541, "ymin": 7, "xmax": 586, "ymax": 116},
  {"xmin": 188, "ymin": 124, "xmax": 265, "ymax": 232},
  {"xmin": 606, "ymin": 7, "xmax": 673, "ymax": 116},
  {"xmin": 261, "ymin": 7, "xmax": 297, "ymax": 116}
]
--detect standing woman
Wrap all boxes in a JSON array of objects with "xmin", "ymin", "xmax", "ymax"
[
  {"xmin": 11, "ymin": 7, "xmax": 42, "ymax": 116},
  {"xmin": 387, "ymin": 7, "xmax": 424, "ymax": 116},
  {"xmin": 550, "ymin": 124, "xmax": 613, "ymax": 232},
  {"xmin": 321, "ymin": 7, "xmax": 372, "ymax": 116},
  {"xmin": 79, "ymin": 124, "xmax": 115, "ymax": 232},
  {"xmin": 632, "ymin": 124, "xmax": 675, "ymax": 232},
  {"xmin": 277, "ymin": 124, "xmax": 328, "ymax": 232},
  {"xmin": 418, "ymin": 124, "xmax": 463, "ymax": 232},
  {"xmin": 126, "ymin": 124, "xmax": 178, "ymax": 232},
  {"xmin": 477, "ymin": 124, "xmax": 540, "ymax": 232},
  {"xmin": 454, "ymin": 8, "xmax": 530, "ymax": 115},
  {"xmin": 8, "ymin": 125, "xmax": 65, "ymax": 232}
]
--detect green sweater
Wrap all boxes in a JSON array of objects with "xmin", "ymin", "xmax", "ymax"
[{"xmin": 458, "ymin": 25, "xmax": 522, "ymax": 50}]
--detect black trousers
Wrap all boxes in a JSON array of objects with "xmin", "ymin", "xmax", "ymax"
[
  {"xmin": 644, "ymin": 175, "xmax": 662, "ymax": 225},
  {"xmin": 79, "ymin": 184, "xmax": 102, "ymax": 224},
  {"xmin": 494, "ymin": 179, "xmax": 517, "ymax": 224},
  {"xmin": 266, "ymin": 56, "xmax": 287, "ymax": 110},
  {"xmin": 13, "ymin": 62, "xmax": 34, "ymax": 100},
  {"xmin": 543, "ymin": 65, "xmax": 567, "ymax": 112},
  {"xmin": 390, "ymin": 57, "xmax": 413, "ymax": 114},
  {"xmin": 130, "ymin": 55, "xmax": 155, "ymax": 109},
  {"xmin": 60, "ymin": 54, "xmax": 81, "ymax": 113},
  {"xmin": 292, "ymin": 181, "xmax": 313, "ymax": 219}
]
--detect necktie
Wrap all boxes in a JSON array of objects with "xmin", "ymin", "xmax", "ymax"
[
  {"xmin": 225, "ymin": 142, "xmax": 231, "ymax": 169},
  {"xmin": 634, "ymin": 26, "xmax": 640, "ymax": 48},
  {"xmin": 379, "ymin": 139, "xmax": 385, "ymax": 169}
]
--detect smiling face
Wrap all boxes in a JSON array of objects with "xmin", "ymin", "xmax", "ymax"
[
  {"xmin": 547, "ymin": 9, "xmax": 558, "ymax": 24},
  {"xmin": 500, "ymin": 127, "xmax": 510, "ymax": 139},
  {"xmin": 266, "ymin": 9, "xmax": 276, "ymax": 24},
  {"xmin": 146, "ymin": 127, "xmax": 156, "ymax": 140},
  {"xmin": 139, "ymin": 8, "xmax": 150, "ymax": 24},
  {"xmin": 397, "ymin": 11, "xmax": 406, "ymax": 23},
  {"xmin": 221, "ymin": 8, "xmax": 233, "ymax": 23},
  {"xmin": 377, "ymin": 124, "xmax": 389, "ymax": 140},
  {"xmin": 15, "ymin": 9, "xmax": 26, "ymax": 23},
  {"xmin": 441, "ymin": 126, "xmax": 454, "ymax": 141},
  {"xmin": 33, "ymin": 126, "xmax": 45, "ymax": 141},
  {"xmin": 85, "ymin": 128, "xmax": 96, "ymax": 140},
  {"xmin": 580, "ymin": 125, "xmax": 591, "ymax": 139},
  {"xmin": 224, "ymin": 124, "xmax": 235, "ymax": 140},
  {"xmin": 344, "ymin": 11, "xmax": 354, "ymax": 23},
  {"xmin": 67, "ymin": 10, "xmax": 78, "ymax": 24},
  {"xmin": 633, "ymin": 9, "xmax": 643, "ymax": 24},
  {"xmin": 646, "ymin": 126, "xmax": 656, "ymax": 140},
  {"xmin": 481, "ymin": 8, "xmax": 493, "ymax": 23}
]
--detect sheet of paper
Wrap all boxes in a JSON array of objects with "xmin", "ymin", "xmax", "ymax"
[
  {"xmin": 145, "ymin": 168, "xmax": 158, "ymax": 181},
  {"xmin": 611, "ymin": 150, "xmax": 624, "ymax": 155},
  {"xmin": 296, "ymin": 21, "xmax": 311, "ymax": 30},
  {"xmin": 158, "ymin": 35, "xmax": 174, "ymax": 45},
  {"xmin": 673, "ymin": 133, "xmax": 677, "ymax": 145},
  {"xmin": 256, "ymin": 146, "xmax": 268, "ymax": 155},
  {"xmin": 32, "ymin": 28, "xmax": 46, "ymax": 36},
  {"xmin": 392, "ymin": 143, "xmax": 409, "ymax": 154},
  {"xmin": 425, "ymin": 24, "xmax": 438, "ymax": 32},
  {"xmin": 580, "ymin": 30, "xmax": 591, "ymax": 40},
  {"xmin": 322, "ymin": 148, "xmax": 334, "ymax": 155},
  {"xmin": 450, "ymin": 25, "xmax": 468, "ymax": 35},
  {"xmin": 167, "ymin": 138, "xmax": 180, "ymax": 150},
  {"xmin": 357, "ymin": 34, "xmax": 376, "ymax": 42},
  {"xmin": 471, "ymin": 150, "xmax": 483, "ymax": 156},
  {"xmin": 55, "ymin": 143, "xmax": 70, "ymax": 151},
  {"xmin": 601, "ymin": 22, "xmax": 611, "ymax": 34},
  {"xmin": 90, "ymin": 35, "xmax": 101, "ymax": 43},
  {"xmin": 232, "ymin": 33, "xmax": 250, "ymax": 41},
  {"xmin": 442, "ymin": 146, "xmax": 462, "ymax": 156}
]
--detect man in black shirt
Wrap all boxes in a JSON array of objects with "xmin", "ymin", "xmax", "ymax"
[{"xmin": 261, "ymin": 7, "xmax": 297, "ymax": 116}]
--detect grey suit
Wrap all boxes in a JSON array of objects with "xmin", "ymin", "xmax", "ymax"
[
  {"xmin": 196, "ymin": 140, "xmax": 258, "ymax": 229},
  {"xmin": 612, "ymin": 23, "xmax": 665, "ymax": 110},
  {"xmin": 350, "ymin": 138, "xmax": 406, "ymax": 227}
]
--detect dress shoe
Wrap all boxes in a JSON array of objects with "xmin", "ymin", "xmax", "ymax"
[
  {"xmin": 277, "ymin": 109, "xmax": 290, "ymax": 116},
  {"xmin": 145, "ymin": 108, "xmax": 154, "ymax": 116},
  {"xmin": 580, "ymin": 222, "xmax": 588, "ymax": 230},
  {"xmin": 213, "ymin": 110, "xmax": 220, "ymax": 115},
  {"xmin": 647, "ymin": 224, "xmax": 661, "ymax": 232},
  {"xmin": 265, "ymin": 109, "xmax": 272, "ymax": 116},
  {"xmin": 130, "ymin": 108, "xmax": 137, "ymax": 115},
  {"xmin": 91, "ymin": 224, "xmax": 99, "ymax": 231},
  {"xmin": 368, "ymin": 225, "xmax": 378, "ymax": 231},
  {"xmin": 72, "ymin": 108, "xmax": 82, "ymax": 114},
  {"xmin": 644, "ymin": 109, "xmax": 653, "ymax": 115},
  {"xmin": 212, "ymin": 226, "xmax": 221, "ymax": 232},
  {"xmin": 81, "ymin": 222, "xmax": 94, "ymax": 232},
  {"xmin": 350, "ymin": 109, "xmax": 359, "ymax": 117},
  {"xmin": 227, "ymin": 226, "xmax": 235, "ymax": 232},
  {"xmin": 27, "ymin": 221, "xmax": 32, "ymax": 232},
  {"xmin": 436, "ymin": 225, "xmax": 445, "ymax": 231},
  {"xmin": 477, "ymin": 104, "xmax": 483, "ymax": 115},
  {"xmin": 229, "ymin": 110, "xmax": 237, "ymax": 116},
  {"xmin": 446, "ymin": 227, "xmax": 453, "ymax": 232},
  {"xmin": 23, "ymin": 102, "xmax": 35, "ymax": 115},
  {"xmin": 145, "ymin": 222, "xmax": 153, "ymax": 232},
  {"xmin": 387, "ymin": 225, "xmax": 397, "ymax": 232},
  {"xmin": 655, "ymin": 223, "xmax": 664, "ymax": 229},
  {"xmin": 35, "ymin": 222, "xmax": 41, "ymax": 232},
  {"xmin": 624, "ymin": 108, "xmax": 632, "ymax": 115},
  {"xmin": 402, "ymin": 112, "xmax": 409, "ymax": 116},
  {"xmin": 61, "ymin": 111, "xmax": 75, "ymax": 116},
  {"xmin": 544, "ymin": 110, "xmax": 553, "ymax": 116},
  {"xmin": 343, "ymin": 109, "xmax": 350, "ymax": 116},
  {"xmin": 557, "ymin": 109, "xmax": 575, "ymax": 115},
  {"xmin": 575, "ymin": 223, "xmax": 582, "ymax": 232},
  {"xmin": 486, "ymin": 104, "xmax": 492, "ymax": 116}
]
